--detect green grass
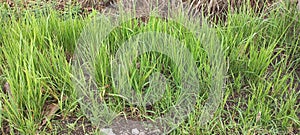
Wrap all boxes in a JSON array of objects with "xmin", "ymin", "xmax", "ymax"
[{"xmin": 0, "ymin": 1, "xmax": 299, "ymax": 134}]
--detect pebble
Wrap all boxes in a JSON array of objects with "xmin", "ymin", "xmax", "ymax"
[
  {"xmin": 131, "ymin": 128, "xmax": 140, "ymax": 135},
  {"xmin": 148, "ymin": 129, "xmax": 161, "ymax": 134},
  {"xmin": 100, "ymin": 128, "xmax": 116, "ymax": 135},
  {"xmin": 139, "ymin": 132, "xmax": 146, "ymax": 135}
]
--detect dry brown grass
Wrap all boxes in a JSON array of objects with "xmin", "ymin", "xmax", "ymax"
[
  {"xmin": 2, "ymin": 0, "xmax": 298, "ymax": 24},
  {"xmin": 0, "ymin": 0, "xmax": 297, "ymax": 15}
]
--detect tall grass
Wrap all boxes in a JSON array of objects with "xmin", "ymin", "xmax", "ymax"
[
  {"xmin": 0, "ymin": 6, "xmax": 88, "ymax": 133},
  {"xmin": 0, "ymin": 0, "xmax": 299, "ymax": 134}
]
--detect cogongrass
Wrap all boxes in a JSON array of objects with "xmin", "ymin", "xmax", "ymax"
[{"xmin": 0, "ymin": 0, "xmax": 299, "ymax": 134}]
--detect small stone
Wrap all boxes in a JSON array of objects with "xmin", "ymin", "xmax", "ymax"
[
  {"xmin": 100, "ymin": 128, "xmax": 116, "ymax": 135},
  {"xmin": 148, "ymin": 129, "xmax": 161, "ymax": 134},
  {"xmin": 139, "ymin": 132, "xmax": 146, "ymax": 135},
  {"xmin": 131, "ymin": 128, "xmax": 140, "ymax": 135}
]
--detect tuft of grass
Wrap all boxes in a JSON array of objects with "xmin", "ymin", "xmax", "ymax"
[
  {"xmin": 0, "ymin": 0, "xmax": 299, "ymax": 134},
  {"xmin": 0, "ymin": 5, "xmax": 89, "ymax": 133}
]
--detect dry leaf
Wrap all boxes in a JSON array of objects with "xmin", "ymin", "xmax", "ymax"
[
  {"xmin": 255, "ymin": 111, "xmax": 261, "ymax": 123},
  {"xmin": 39, "ymin": 103, "xmax": 59, "ymax": 130},
  {"xmin": 2, "ymin": 82, "xmax": 12, "ymax": 97}
]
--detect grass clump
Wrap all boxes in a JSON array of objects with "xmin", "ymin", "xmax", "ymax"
[
  {"xmin": 0, "ymin": 0, "xmax": 299, "ymax": 134},
  {"xmin": 0, "ymin": 7, "xmax": 88, "ymax": 133}
]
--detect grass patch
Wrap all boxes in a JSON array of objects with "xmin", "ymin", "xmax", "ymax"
[{"xmin": 0, "ymin": 0, "xmax": 299, "ymax": 134}]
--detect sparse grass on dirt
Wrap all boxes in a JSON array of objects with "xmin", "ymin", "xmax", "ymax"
[{"xmin": 0, "ymin": 0, "xmax": 299, "ymax": 134}]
